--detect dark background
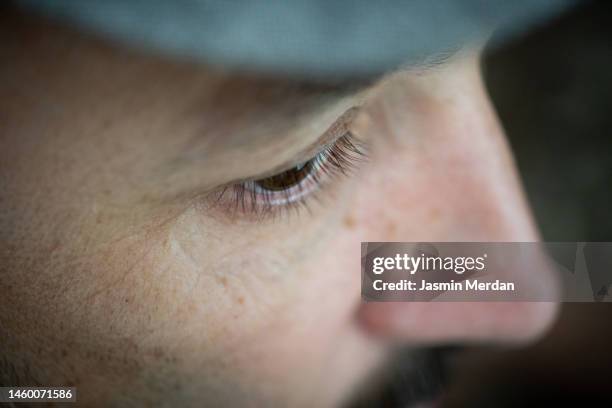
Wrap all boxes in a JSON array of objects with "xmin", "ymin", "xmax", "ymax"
[{"xmin": 445, "ymin": 1, "xmax": 612, "ymax": 406}]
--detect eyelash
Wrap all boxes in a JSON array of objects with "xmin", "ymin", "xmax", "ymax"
[{"xmin": 210, "ymin": 133, "xmax": 366, "ymax": 219}]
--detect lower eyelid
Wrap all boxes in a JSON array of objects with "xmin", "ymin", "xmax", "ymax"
[{"xmin": 205, "ymin": 133, "xmax": 367, "ymax": 219}]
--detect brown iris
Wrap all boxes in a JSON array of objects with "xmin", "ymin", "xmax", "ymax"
[{"xmin": 254, "ymin": 161, "xmax": 315, "ymax": 192}]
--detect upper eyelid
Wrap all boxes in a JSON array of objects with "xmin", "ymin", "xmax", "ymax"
[
  {"xmin": 209, "ymin": 133, "xmax": 366, "ymax": 219},
  {"xmin": 232, "ymin": 106, "xmax": 361, "ymax": 183}
]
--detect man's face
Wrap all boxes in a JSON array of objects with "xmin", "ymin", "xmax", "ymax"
[{"xmin": 0, "ymin": 11, "xmax": 558, "ymax": 408}]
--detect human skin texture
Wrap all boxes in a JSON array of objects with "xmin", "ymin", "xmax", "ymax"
[{"xmin": 0, "ymin": 10, "xmax": 559, "ymax": 408}]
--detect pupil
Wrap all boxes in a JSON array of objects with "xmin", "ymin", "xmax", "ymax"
[{"xmin": 255, "ymin": 160, "xmax": 314, "ymax": 191}]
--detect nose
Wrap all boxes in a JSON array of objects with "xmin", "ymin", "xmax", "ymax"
[{"xmin": 353, "ymin": 54, "xmax": 559, "ymax": 344}]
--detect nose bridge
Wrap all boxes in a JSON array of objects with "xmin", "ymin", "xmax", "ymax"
[
  {"xmin": 353, "ymin": 59, "xmax": 559, "ymax": 344},
  {"xmin": 409, "ymin": 101, "xmax": 538, "ymax": 242},
  {"xmin": 353, "ymin": 60, "xmax": 538, "ymax": 242}
]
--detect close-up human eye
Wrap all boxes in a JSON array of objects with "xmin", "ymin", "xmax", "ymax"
[
  {"xmin": 213, "ymin": 132, "xmax": 366, "ymax": 218},
  {"xmin": 4, "ymin": 1, "xmax": 612, "ymax": 408}
]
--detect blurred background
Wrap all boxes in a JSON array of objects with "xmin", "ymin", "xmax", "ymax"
[{"xmin": 445, "ymin": 1, "xmax": 612, "ymax": 406}]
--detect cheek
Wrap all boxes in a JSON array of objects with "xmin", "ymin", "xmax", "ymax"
[
  {"xmin": 35, "ymin": 206, "xmax": 383, "ymax": 406},
  {"xmin": 162, "ymin": 210, "xmax": 385, "ymax": 404}
]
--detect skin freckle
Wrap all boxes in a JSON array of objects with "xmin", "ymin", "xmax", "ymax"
[
  {"xmin": 343, "ymin": 215, "xmax": 357, "ymax": 229},
  {"xmin": 386, "ymin": 222, "xmax": 397, "ymax": 237},
  {"xmin": 428, "ymin": 207, "xmax": 441, "ymax": 222}
]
